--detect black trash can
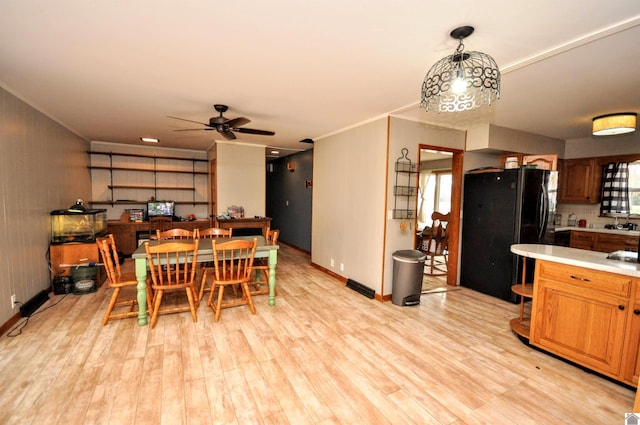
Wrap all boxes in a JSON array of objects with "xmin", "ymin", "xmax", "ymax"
[{"xmin": 392, "ymin": 250, "xmax": 426, "ymax": 306}]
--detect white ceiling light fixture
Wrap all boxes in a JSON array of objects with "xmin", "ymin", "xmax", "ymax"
[
  {"xmin": 592, "ymin": 113, "xmax": 637, "ymax": 136},
  {"xmin": 140, "ymin": 137, "xmax": 159, "ymax": 143},
  {"xmin": 421, "ymin": 25, "xmax": 500, "ymax": 113}
]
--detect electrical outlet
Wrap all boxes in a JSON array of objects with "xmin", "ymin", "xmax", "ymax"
[
  {"xmin": 340, "ymin": 263, "xmax": 344, "ymax": 272},
  {"xmin": 330, "ymin": 258, "xmax": 334, "ymax": 267},
  {"xmin": 11, "ymin": 294, "xmax": 16, "ymax": 309}
]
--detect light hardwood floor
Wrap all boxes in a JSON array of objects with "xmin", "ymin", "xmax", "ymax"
[{"xmin": 0, "ymin": 244, "xmax": 634, "ymax": 424}]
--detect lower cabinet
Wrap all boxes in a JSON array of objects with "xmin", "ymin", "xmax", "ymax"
[
  {"xmin": 623, "ymin": 299, "xmax": 640, "ymax": 385},
  {"xmin": 597, "ymin": 233, "xmax": 640, "ymax": 253},
  {"xmin": 569, "ymin": 231, "xmax": 596, "ymax": 250},
  {"xmin": 569, "ymin": 230, "xmax": 639, "ymax": 253},
  {"xmin": 530, "ymin": 260, "xmax": 638, "ymax": 386},
  {"xmin": 49, "ymin": 242, "xmax": 104, "ymax": 288},
  {"xmin": 107, "ymin": 223, "xmax": 139, "ymax": 255},
  {"xmin": 106, "ymin": 220, "xmax": 211, "ymax": 255}
]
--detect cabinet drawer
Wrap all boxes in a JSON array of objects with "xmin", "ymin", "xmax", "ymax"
[{"xmin": 536, "ymin": 260, "xmax": 631, "ymax": 297}]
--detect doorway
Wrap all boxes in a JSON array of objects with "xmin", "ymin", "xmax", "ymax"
[{"xmin": 417, "ymin": 144, "xmax": 463, "ymax": 286}]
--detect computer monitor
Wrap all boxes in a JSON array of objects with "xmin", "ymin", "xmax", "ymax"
[{"xmin": 146, "ymin": 201, "xmax": 175, "ymax": 218}]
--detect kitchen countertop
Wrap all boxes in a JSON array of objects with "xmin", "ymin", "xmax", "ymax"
[
  {"xmin": 511, "ymin": 243, "xmax": 640, "ymax": 278},
  {"xmin": 554, "ymin": 226, "xmax": 640, "ymax": 237}
]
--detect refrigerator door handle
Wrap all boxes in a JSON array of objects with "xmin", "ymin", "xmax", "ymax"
[{"xmin": 538, "ymin": 182, "xmax": 549, "ymax": 239}]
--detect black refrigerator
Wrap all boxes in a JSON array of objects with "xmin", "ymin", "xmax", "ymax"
[{"xmin": 460, "ymin": 168, "xmax": 557, "ymax": 302}]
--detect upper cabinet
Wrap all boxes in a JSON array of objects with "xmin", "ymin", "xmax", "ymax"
[
  {"xmin": 558, "ymin": 158, "xmax": 601, "ymax": 203},
  {"xmin": 522, "ymin": 154, "xmax": 558, "ymax": 171},
  {"xmin": 499, "ymin": 154, "xmax": 558, "ymax": 170}
]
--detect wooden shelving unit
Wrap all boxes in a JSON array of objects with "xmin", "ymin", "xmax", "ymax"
[
  {"xmin": 393, "ymin": 148, "xmax": 418, "ymax": 219},
  {"xmin": 510, "ymin": 256, "xmax": 533, "ymax": 338},
  {"xmin": 88, "ymin": 151, "xmax": 208, "ymax": 206}
]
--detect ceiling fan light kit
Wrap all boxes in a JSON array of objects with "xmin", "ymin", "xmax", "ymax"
[
  {"xmin": 169, "ymin": 104, "xmax": 275, "ymax": 140},
  {"xmin": 592, "ymin": 112, "xmax": 637, "ymax": 136},
  {"xmin": 421, "ymin": 25, "xmax": 500, "ymax": 113}
]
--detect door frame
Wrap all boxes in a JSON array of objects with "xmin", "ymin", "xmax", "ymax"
[{"xmin": 417, "ymin": 144, "xmax": 463, "ymax": 286}]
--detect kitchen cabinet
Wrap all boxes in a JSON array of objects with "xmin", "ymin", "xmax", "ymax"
[
  {"xmin": 106, "ymin": 220, "xmax": 210, "ymax": 255},
  {"xmin": 530, "ymin": 260, "xmax": 638, "ymax": 384},
  {"xmin": 622, "ymin": 295, "xmax": 640, "ymax": 385},
  {"xmin": 596, "ymin": 233, "xmax": 640, "ymax": 253},
  {"xmin": 558, "ymin": 158, "xmax": 601, "ymax": 203},
  {"xmin": 49, "ymin": 242, "xmax": 102, "ymax": 281},
  {"xmin": 498, "ymin": 154, "xmax": 558, "ymax": 170},
  {"xmin": 569, "ymin": 230, "xmax": 596, "ymax": 250},
  {"xmin": 569, "ymin": 230, "xmax": 639, "ymax": 253},
  {"xmin": 512, "ymin": 244, "xmax": 640, "ymax": 388},
  {"xmin": 522, "ymin": 154, "xmax": 558, "ymax": 171}
]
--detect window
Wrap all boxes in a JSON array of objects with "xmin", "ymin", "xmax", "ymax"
[
  {"xmin": 418, "ymin": 170, "xmax": 452, "ymax": 229},
  {"xmin": 630, "ymin": 161, "xmax": 640, "ymax": 215}
]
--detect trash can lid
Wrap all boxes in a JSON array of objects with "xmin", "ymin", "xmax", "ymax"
[{"xmin": 392, "ymin": 249, "xmax": 426, "ymax": 262}]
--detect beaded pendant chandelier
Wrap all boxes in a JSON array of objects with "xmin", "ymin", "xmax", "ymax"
[{"xmin": 421, "ymin": 26, "xmax": 500, "ymax": 113}]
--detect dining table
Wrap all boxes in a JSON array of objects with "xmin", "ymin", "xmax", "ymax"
[{"xmin": 131, "ymin": 235, "xmax": 279, "ymax": 326}]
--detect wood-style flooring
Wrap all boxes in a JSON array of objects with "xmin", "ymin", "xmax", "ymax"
[{"xmin": 0, "ymin": 244, "xmax": 634, "ymax": 424}]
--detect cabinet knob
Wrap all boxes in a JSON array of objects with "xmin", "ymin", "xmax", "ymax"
[
  {"xmin": 634, "ymin": 309, "xmax": 640, "ymax": 315},
  {"xmin": 618, "ymin": 305, "xmax": 625, "ymax": 311}
]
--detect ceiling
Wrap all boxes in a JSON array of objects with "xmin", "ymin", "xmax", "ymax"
[{"xmin": 1, "ymin": 2, "xmax": 639, "ymax": 158}]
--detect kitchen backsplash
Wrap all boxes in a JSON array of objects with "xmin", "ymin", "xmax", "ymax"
[{"xmin": 556, "ymin": 203, "xmax": 638, "ymax": 229}]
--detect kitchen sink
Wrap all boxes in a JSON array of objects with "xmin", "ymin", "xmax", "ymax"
[
  {"xmin": 606, "ymin": 250, "xmax": 639, "ymax": 263},
  {"xmin": 604, "ymin": 223, "xmax": 638, "ymax": 231}
]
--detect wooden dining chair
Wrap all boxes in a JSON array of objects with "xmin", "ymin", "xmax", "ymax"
[
  {"xmin": 149, "ymin": 216, "xmax": 172, "ymax": 233},
  {"xmin": 418, "ymin": 212, "xmax": 450, "ymax": 276},
  {"xmin": 156, "ymin": 228, "xmax": 195, "ymax": 240},
  {"xmin": 144, "ymin": 239, "xmax": 199, "ymax": 329},
  {"xmin": 97, "ymin": 234, "xmax": 153, "ymax": 325},
  {"xmin": 196, "ymin": 227, "xmax": 232, "ymax": 239},
  {"xmin": 249, "ymin": 229, "xmax": 279, "ymax": 296},
  {"xmin": 206, "ymin": 238, "xmax": 257, "ymax": 322},
  {"xmin": 196, "ymin": 227, "xmax": 233, "ymax": 302}
]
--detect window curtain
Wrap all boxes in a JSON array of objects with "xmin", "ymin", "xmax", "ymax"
[
  {"xmin": 600, "ymin": 162, "xmax": 630, "ymax": 215},
  {"xmin": 417, "ymin": 170, "xmax": 432, "ymax": 229}
]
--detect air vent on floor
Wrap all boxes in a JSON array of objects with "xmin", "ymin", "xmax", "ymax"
[{"xmin": 346, "ymin": 279, "xmax": 375, "ymax": 299}]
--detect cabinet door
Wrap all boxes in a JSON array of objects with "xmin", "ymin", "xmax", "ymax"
[
  {"xmin": 569, "ymin": 231, "xmax": 596, "ymax": 250},
  {"xmin": 50, "ymin": 243, "xmax": 100, "ymax": 276},
  {"xmin": 531, "ymin": 278, "xmax": 628, "ymax": 376},
  {"xmin": 596, "ymin": 233, "xmax": 640, "ymax": 253},
  {"xmin": 558, "ymin": 158, "xmax": 599, "ymax": 203},
  {"xmin": 622, "ymin": 300, "xmax": 640, "ymax": 386},
  {"xmin": 107, "ymin": 224, "xmax": 137, "ymax": 255},
  {"xmin": 523, "ymin": 154, "xmax": 558, "ymax": 171}
]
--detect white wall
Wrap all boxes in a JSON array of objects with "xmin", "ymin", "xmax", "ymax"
[
  {"xmin": 312, "ymin": 118, "xmax": 388, "ymax": 294},
  {"xmin": 466, "ymin": 124, "xmax": 565, "ymax": 156},
  {"xmin": 564, "ymin": 132, "xmax": 639, "ymax": 158},
  {"xmin": 312, "ymin": 116, "xmax": 465, "ymax": 298},
  {"xmin": 0, "ymin": 87, "xmax": 91, "ymax": 326},
  {"xmin": 385, "ymin": 117, "xmax": 465, "ymax": 295},
  {"xmin": 215, "ymin": 142, "xmax": 265, "ymax": 218}
]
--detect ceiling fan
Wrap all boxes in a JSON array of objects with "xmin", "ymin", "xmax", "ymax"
[{"xmin": 168, "ymin": 104, "xmax": 275, "ymax": 140}]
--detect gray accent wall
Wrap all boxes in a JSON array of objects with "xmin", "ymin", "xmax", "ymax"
[
  {"xmin": 0, "ymin": 86, "xmax": 91, "ymax": 326},
  {"xmin": 266, "ymin": 149, "xmax": 313, "ymax": 252}
]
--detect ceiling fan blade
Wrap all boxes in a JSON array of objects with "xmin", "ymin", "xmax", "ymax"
[
  {"xmin": 218, "ymin": 129, "xmax": 237, "ymax": 140},
  {"xmin": 234, "ymin": 127, "xmax": 275, "ymax": 136},
  {"xmin": 174, "ymin": 128, "xmax": 215, "ymax": 131},
  {"xmin": 167, "ymin": 115, "xmax": 210, "ymax": 126},
  {"xmin": 225, "ymin": 117, "xmax": 251, "ymax": 128}
]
